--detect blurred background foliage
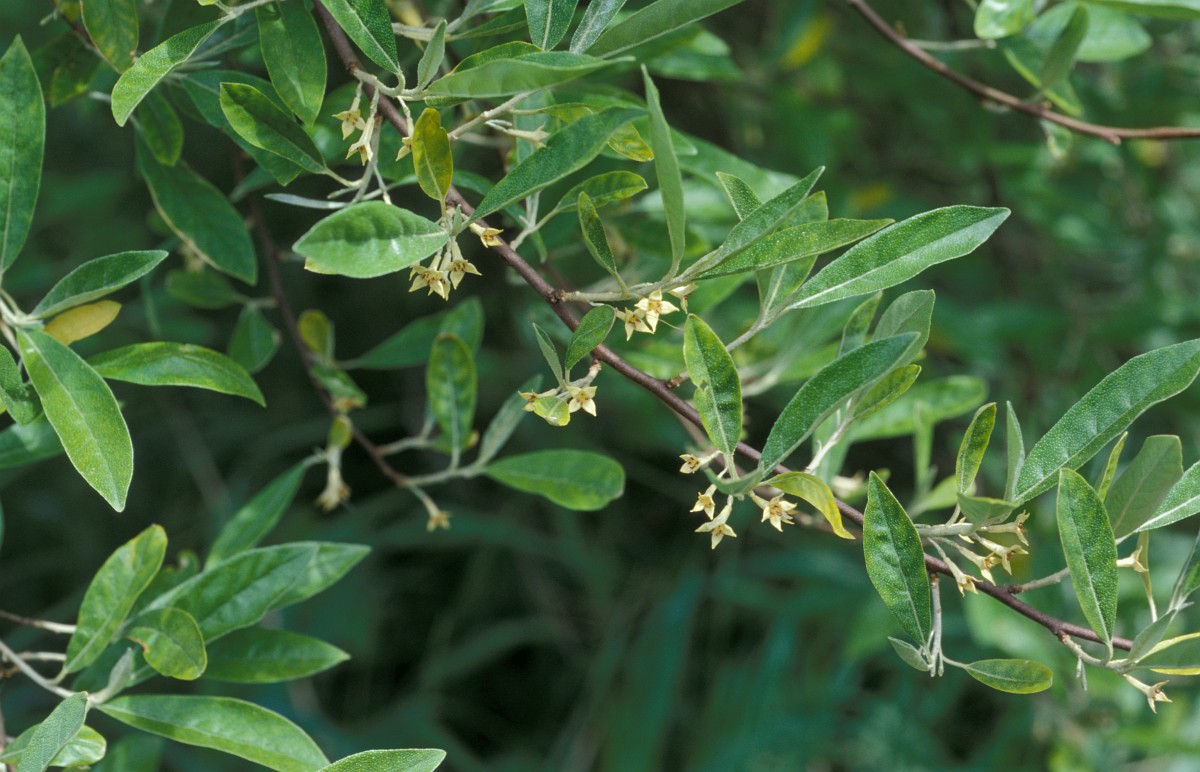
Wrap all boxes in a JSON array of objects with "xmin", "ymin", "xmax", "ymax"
[{"xmin": 5, "ymin": 0, "xmax": 1200, "ymax": 769}]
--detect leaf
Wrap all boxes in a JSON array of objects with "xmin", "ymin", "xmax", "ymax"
[
  {"xmin": 89, "ymin": 343, "xmax": 264, "ymax": 405},
  {"xmin": 1082, "ymin": 0, "xmax": 1200, "ymax": 19},
  {"xmin": 1105, "ymin": 435, "xmax": 1182, "ymax": 536},
  {"xmin": 1057, "ymin": 469, "xmax": 1118, "ymax": 653},
  {"xmin": 838, "ymin": 293, "xmax": 881, "ymax": 356},
  {"xmin": 321, "ymin": 749, "xmax": 447, "ymax": 772},
  {"xmin": 788, "ymin": 207, "xmax": 1010, "ymax": 310},
  {"xmin": 695, "ymin": 219, "xmax": 892, "ymax": 280},
  {"xmin": 294, "ymin": 202, "xmax": 447, "ymax": 279},
  {"xmin": 1136, "ymin": 459, "xmax": 1200, "ymax": 533},
  {"xmin": 100, "ymin": 695, "xmax": 328, "ymax": 772},
  {"xmin": 14, "ymin": 693, "xmax": 88, "ymax": 772},
  {"xmin": 1138, "ymin": 633, "xmax": 1200, "ymax": 674},
  {"xmin": 209, "ymin": 461, "xmax": 313, "ymax": 565},
  {"xmin": 850, "ymin": 375, "xmax": 987, "ymax": 442},
  {"xmin": 256, "ymin": 0, "xmax": 327, "ymax": 125},
  {"xmin": 471, "ymin": 108, "xmax": 642, "ymax": 221},
  {"xmin": 974, "ymin": 0, "xmax": 1036, "ymax": 38},
  {"xmin": 863, "ymin": 472, "xmax": 931, "ymax": 645},
  {"xmin": 565, "ymin": 306, "xmax": 615, "ymax": 371},
  {"xmin": 43, "ymin": 301, "xmax": 121, "ymax": 346},
  {"xmin": 526, "ymin": 0, "xmax": 577, "ymax": 49},
  {"xmin": 34, "ymin": 250, "xmax": 167, "ymax": 319},
  {"xmin": 81, "ymin": 0, "xmax": 138, "ymax": 71},
  {"xmin": 1004, "ymin": 401, "xmax": 1026, "ymax": 502},
  {"xmin": 343, "ymin": 302, "xmax": 481, "ymax": 369},
  {"xmin": 851, "ymin": 364, "xmax": 921, "ymax": 422},
  {"xmin": 220, "ymin": 83, "xmax": 326, "ymax": 174},
  {"xmin": 136, "ymin": 141, "xmax": 258, "ymax": 284},
  {"xmin": 127, "ymin": 608, "xmax": 207, "ymax": 680},
  {"xmin": 425, "ymin": 50, "xmax": 615, "ymax": 100},
  {"xmin": 485, "ymin": 450, "xmax": 624, "ymax": 510},
  {"xmin": 767, "ymin": 471, "xmax": 853, "ymax": 539},
  {"xmin": 588, "ymin": 0, "xmax": 747, "ymax": 57},
  {"xmin": 320, "ymin": 0, "xmax": 400, "ymax": 73},
  {"xmin": 64, "ymin": 525, "xmax": 166, "ymax": 674},
  {"xmin": 229, "ymin": 306, "xmax": 281, "ymax": 374},
  {"xmin": 478, "ymin": 376, "xmax": 539, "ymax": 464},
  {"xmin": 412, "ymin": 108, "xmax": 453, "ymax": 204},
  {"xmin": 1040, "ymin": 5, "xmax": 1089, "ymax": 89},
  {"xmin": 166, "ymin": 269, "xmax": 243, "ymax": 309},
  {"xmin": 571, "ymin": 0, "xmax": 628, "ymax": 52},
  {"xmin": 888, "ymin": 637, "xmax": 930, "ymax": 672},
  {"xmin": 203, "ymin": 627, "xmax": 348, "ymax": 683},
  {"xmin": 111, "ymin": 21, "xmax": 225, "ymax": 126},
  {"xmin": 552, "ymin": 171, "xmax": 647, "ymax": 213},
  {"xmin": 1172, "ymin": 529, "xmax": 1200, "ymax": 608},
  {"xmin": 267, "ymin": 542, "xmax": 369, "ymax": 611},
  {"xmin": 700, "ymin": 168, "xmax": 823, "ymax": 273},
  {"xmin": 18, "ymin": 329, "xmax": 132, "ymax": 510},
  {"xmin": 578, "ymin": 192, "xmax": 622, "ymax": 284},
  {"xmin": 298, "ymin": 310, "xmax": 335, "ymax": 359},
  {"xmin": 137, "ymin": 90, "xmax": 183, "ymax": 166},
  {"xmin": 956, "ymin": 403, "xmax": 997, "ymax": 493},
  {"xmin": 0, "ymin": 345, "xmax": 38, "ymax": 424},
  {"xmin": 417, "ymin": 20, "xmax": 447, "ymax": 89},
  {"xmin": 871, "ymin": 289, "xmax": 935, "ymax": 364},
  {"xmin": 643, "ymin": 69, "xmax": 685, "ymax": 270},
  {"xmin": 1015, "ymin": 339, "xmax": 1200, "ymax": 504},
  {"xmin": 427, "ymin": 334, "xmax": 476, "ymax": 453},
  {"xmin": 1129, "ymin": 609, "xmax": 1178, "ymax": 661},
  {"xmin": 759, "ymin": 334, "xmax": 916, "ymax": 473},
  {"xmin": 957, "ymin": 493, "xmax": 1016, "ymax": 526},
  {"xmin": 0, "ymin": 724, "xmax": 105, "ymax": 769},
  {"xmin": 0, "ymin": 38, "xmax": 44, "ymax": 271},
  {"xmin": 963, "ymin": 659, "xmax": 1054, "ymax": 693},
  {"xmin": 683, "ymin": 315, "xmax": 742, "ymax": 455},
  {"xmin": 0, "ymin": 415, "xmax": 63, "ymax": 469},
  {"xmin": 1030, "ymin": 3, "xmax": 1149, "ymax": 62}
]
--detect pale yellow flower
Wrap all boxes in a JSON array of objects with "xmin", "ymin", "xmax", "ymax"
[
  {"xmin": 616, "ymin": 307, "xmax": 651, "ymax": 340},
  {"xmin": 315, "ymin": 465, "xmax": 350, "ymax": 511},
  {"xmin": 519, "ymin": 388, "xmax": 558, "ymax": 412},
  {"xmin": 679, "ymin": 454, "xmax": 703, "ymax": 474},
  {"xmin": 409, "ymin": 267, "xmax": 449, "ymax": 299},
  {"xmin": 696, "ymin": 499, "xmax": 736, "ymax": 549},
  {"xmin": 634, "ymin": 290, "xmax": 679, "ymax": 333},
  {"xmin": 690, "ymin": 484, "xmax": 717, "ymax": 519},
  {"xmin": 448, "ymin": 258, "xmax": 481, "ymax": 289},
  {"xmin": 426, "ymin": 509, "xmax": 452, "ymax": 532},
  {"xmin": 469, "ymin": 221, "xmax": 504, "ymax": 247},
  {"xmin": 753, "ymin": 493, "xmax": 797, "ymax": 532},
  {"xmin": 333, "ymin": 99, "xmax": 365, "ymax": 139},
  {"xmin": 566, "ymin": 385, "xmax": 597, "ymax": 416},
  {"xmin": 668, "ymin": 283, "xmax": 697, "ymax": 312}
]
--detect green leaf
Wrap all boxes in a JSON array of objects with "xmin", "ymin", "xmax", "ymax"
[
  {"xmin": 588, "ymin": 0, "xmax": 747, "ymax": 57},
  {"xmin": 1137, "ymin": 632, "xmax": 1200, "ymax": 674},
  {"xmin": 957, "ymin": 493, "xmax": 1016, "ymax": 526},
  {"xmin": 851, "ymin": 364, "xmax": 921, "ymax": 422},
  {"xmin": 565, "ymin": 306, "xmax": 615, "ymax": 372},
  {"xmin": 571, "ymin": 0, "xmax": 628, "ymax": 52},
  {"xmin": 838, "ymin": 293, "xmax": 881, "ymax": 357},
  {"xmin": 220, "ymin": 83, "xmax": 326, "ymax": 174},
  {"xmin": 81, "ymin": 0, "xmax": 138, "ymax": 71},
  {"xmin": 1104, "ymin": 435, "xmax": 1182, "ymax": 537},
  {"xmin": 716, "ymin": 171, "xmax": 761, "ymax": 219},
  {"xmin": 871, "ymin": 289, "xmax": 935, "ymax": 364},
  {"xmin": 527, "ymin": 0, "xmax": 577, "ymax": 49},
  {"xmin": 863, "ymin": 472, "xmax": 931, "ymax": 645},
  {"xmin": 0, "ymin": 345, "xmax": 39, "ymax": 425},
  {"xmin": 1129, "ymin": 609, "xmax": 1178, "ymax": 661},
  {"xmin": 257, "ymin": 0, "xmax": 326, "ymax": 125},
  {"xmin": 166, "ymin": 269, "xmax": 243, "ymax": 310},
  {"xmin": 93, "ymin": 734, "xmax": 161, "ymax": 772},
  {"xmin": 428, "ymin": 334, "xmax": 476, "ymax": 453},
  {"xmin": 89, "ymin": 343, "xmax": 264, "ymax": 405},
  {"xmin": 478, "ymin": 376, "xmax": 539, "ymax": 464},
  {"xmin": 343, "ymin": 299, "xmax": 483, "ymax": 369},
  {"xmin": 1, "ymin": 724, "xmax": 105, "ymax": 769},
  {"xmin": 229, "ymin": 306, "xmax": 281, "ymax": 374},
  {"xmin": 111, "ymin": 21, "xmax": 225, "ymax": 126},
  {"xmin": 127, "ymin": 608, "xmax": 207, "ymax": 680},
  {"xmin": 137, "ymin": 90, "xmax": 183, "ymax": 166},
  {"xmin": 578, "ymin": 192, "xmax": 623, "ymax": 285},
  {"xmin": 850, "ymin": 375, "xmax": 986, "ymax": 442},
  {"xmin": 100, "ymin": 695, "xmax": 328, "ymax": 772},
  {"xmin": 209, "ymin": 461, "xmax": 313, "ymax": 565},
  {"xmin": 0, "ymin": 415, "xmax": 63, "ymax": 469},
  {"xmin": 888, "ymin": 636, "xmax": 930, "ymax": 672},
  {"xmin": 64, "ymin": 525, "xmax": 166, "ymax": 673},
  {"xmin": 267, "ymin": 542, "xmax": 369, "ymax": 611},
  {"xmin": 1031, "ymin": 3, "xmax": 1149, "ymax": 62},
  {"xmin": 203, "ymin": 627, "xmax": 348, "ymax": 683},
  {"xmin": 700, "ymin": 168, "xmax": 822, "ymax": 273},
  {"xmin": 417, "ymin": 20, "xmax": 447, "ymax": 89},
  {"xmin": 683, "ymin": 315, "xmax": 741, "ymax": 456},
  {"xmin": 320, "ymin": 0, "xmax": 400, "ymax": 73},
  {"xmin": 34, "ymin": 250, "xmax": 167, "ymax": 319},
  {"xmin": 760, "ymin": 334, "xmax": 916, "ymax": 473},
  {"xmin": 412, "ymin": 108, "xmax": 453, "ymax": 204},
  {"xmin": 1004, "ymin": 401, "xmax": 1026, "ymax": 502},
  {"xmin": 1136, "ymin": 460, "xmax": 1200, "ymax": 533},
  {"xmin": 426, "ymin": 50, "xmax": 615, "ymax": 100},
  {"xmin": 975, "ymin": 0, "xmax": 1036, "ymax": 38},
  {"xmin": 1057, "ymin": 469, "xmax": 1118, "ymax": 653},
  {"xmin": 1081, "ymin": 0, "xmax": 1200, "ymax": 19},
  {"xmin": 14, "ymin": 693, "xmax": 88, "ymax": 772},
  {"xmin": 962, "ymin": 659, "xmax": 1054, "ymax": 693},
  {"xmin": 295, "ymin": 202, "xmax": 447, "ymax": 279},
  {"xmin": 0, "ymin": 38, "xmax": 44, "ymax": 271},
  {"xmin": 18, "ymin": 329, "xmax": 133, "ymax": 511},
  {"xmin": 788, "ymin": 207, "xmax": 1010, "ymax": 310},
  {"xmin": 136, "ymin": 142, "xmax": 257, "ymax": 284},
  {"xmin": 321, "ymin": 749, "xmax": 447, "ymax": 772},
  {"xmin": 767, "ymin": 470, "xmax": 853, "ymax": 538},
  {"xmin": 298, "ymin": 310, "xmax": 335, "ymax": 360},
  {"xmin": 551, "ymin": 171, "xmax": 647, "ymax": 214},
  {"xmin": 956, "ymin": 403, "xmax": 997, "ymax": 493},
  {"xmin": 643, "ymin": 69, "xmax": 685, "ymax": 270},
  {"xmin": 1015, "ymin": 339, "xmax": 1200, "ymax": 504},
  {"xmin": 485, "ymin": 450, "xmax": 624, "ymax": 510},
  {"xmin": 471, "ymin": 108, "xmax": 642, "ymax": 221},
  {"xmin": 1040, "ymin": 5, "xmax": 1089, "ymax": 89},
  {"xmin": 531, "ymin": 322, "xmax": 564, "ymax": 383},
  {"xmin": 696, "ymin": 219, "xmax": 891, "ymax": 280}
]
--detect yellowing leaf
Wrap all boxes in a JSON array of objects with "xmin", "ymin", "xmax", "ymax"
[{"xmin": 45, "ymin": 300, "xmax": 121, "ymax": 345}]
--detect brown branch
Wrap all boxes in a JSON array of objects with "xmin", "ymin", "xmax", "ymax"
[
  {"xmin": 845, "ymin": 0, "xmax": 1200, "ymax": 145},
  {"xmin": 314, "ymin": 2, "xmax": 1131, "ymax": 651}
]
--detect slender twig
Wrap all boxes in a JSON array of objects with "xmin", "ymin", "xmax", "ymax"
[
  {"xmin": 0, "ymin": 610, "xmax": 74, "ymax": 635},
  {"xmin": 845, "ymin": 0, "xmax": 1200, "ymax": 145},
  {"xmin": 313, "ymin": 2, "xmax": 1131, "ymax": 651},
  {"xmin": 0, "ymin": 640, "xmax": 74, "ymax": 699}
]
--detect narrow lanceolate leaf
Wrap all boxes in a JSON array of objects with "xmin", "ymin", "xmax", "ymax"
[
  {"xmin": 126, "ymin": 608, "xmax": 207, "ymax": 681},
  {"xmin": 974, "ymin": 0, "xmax": 1035, "ymax": 39},
  {"xmin": 1083, "ymin": 0, "xmax": 1200, "ymax": 19},
  {"xmin": 0, "ymin": 38, "xmax": 45, "ymax": 271},
  {"xmin": 1096, "ymin": 433, "xmax": 1127, "ymax": 502},
  {"xmin": 552, "ymin": 171, "xmax": 647, "ymax": 214},
  {"xmin": 320, "ymin": 0, "xmax": 400, "ymax": 74},
  {"xmin": 209, "ymin": 461, "xmax": 313, "ymax": 565},
  {"xmin": 1174, "ymin": 529, "xmax": 1200, "ymax": 608},
  {"xmin": 81, "ymin": 0, "xmax": 139, "ymax": 70},
  {"xmin": 267, "ymin": 542, "xmax": 369, "ymax": 611},
  {"xmin": 18, "ymin": 329, "xmax": 133, "ymax": 511},
  {"xmin": 1040, "ymin": 5, "xmax": 1089, "ymax": 89},
  {"xmin": 526, "ymin": 0, "xmax": 577, "ymax": 49},
  {"xmin": 111, "ymin": 21, "xmax": 225, "ymax": 126},
  {"xmin": 851, "ymin": 364, "xmax": 921, "ymax": 422},
  {"xmin": 412, "ymin": 108, "xmax": 453, "ymax": 204},
  {"xmin": 578, "ymin": 192, "xmax": 622, "ymax": 284},
  {"xmin": 64, "ymin": 525, "xmax": 166, "ymax": 673},
  {"xmin": 871, "ymin": 289, "xmax": 935, "ymax": 365},
  {"xmin": 963, "ymin": 659, "xmax": 1053, "ymax": 694},
  {"xmin": 0, "ymin": 345, "xmax": 38, "ymax": 425},
  {"xmin": 138, "ymin": 90, "xmax": 183, "ymax": 166},
  {"xmin": 695, "ymin": 219, "xmax": 891, "ymax": 280},
  {"xmin": 485, "ymin": 450, "xmax": 624, "ymax": 510},
  {"xmin": 589, "ymin": 0, "xmax": 746, "ymax": 57},
  {"xmin": 479, "ymin": 376, "xmax": 539, "ymax": 464},
  {"xmin": 1004, "ymin": 401, "xmax": 1025, "ymax": 502},
  {"xmin": 417, "ymin": 21, "xmax": 447, "ymax": 89},
  {"xmin": 863, "ymin": 473, "xmax": 931, "ymax": 646},
  {"xmin": 531, "ymin": 322, "xmax": 563, "ymax": 383},
  {"xmin": 768, "ymin": 471, "xmax": 853, "ymax": 539},
  {"xmin": 321, "ymin": 749, "xmax": 447, "ymax": 772},
  {"xmin": 1106, "ymin": 435, "xmax": 1182, "ymax": 536},
  {"xmin": 788, "ymin": 207, "xmax": 1010, "ymax": 310},
  {"xmin": 1, "ymin": 725, "xmax": 104, "ymax": 770},
  {"xmin": 89, "ymin": 342, "xmax": 263, "ymax": 404},
  {"xmin": 759, "ymin": 334, "xmax": 916, "ymax": 473},
  {"xmin": 294, "ymin": 202, "xmax": 447, "ymax": 279},
  {"xmin": 700, "ymin": 168, "xmax": 823, "ymax": 271},
  {"xmin": 957, "ymin": 493, "xmax": 1016, "ymax": 526},
  {"xmin": 16, "ymin": 693, "xmax": 88, "ymax": 772},
  {"xmin": 1015, "ymin": 339, "xmax": 1200, "ymax": 504},
  {"xmin": 1138, "ymin": 633, "xmax": 1200, "ymax": 675},
  {"xmin": 220, "ymin": 83, "xmax": 326, "ymax": 174},
  {"xmin": 1137, "ymin": 460, "xmax": 1200, "ymax": 533},
  {"xmin": 136, "ymin": 142, "xmax": 257, "ymax": 284},
  {"xmin": 571, "ymin": 0, "xmax": 628, "ymax": 52},
  {"xmin": 1129, "ymin": 609, "xmax": 1178, "ymax": 662},
  {"xmin": 956, "ymin": 403, "xmax": 997, "ymax": 493},
  {"xmin": 203, "ymin": 628, "xmax": 348, "ymax": 683},
  {"xmin": 716, "ymin": 172, "xmax": 761, "ymax": 220},
  {"xmin": 1057, "ymin": 469, "xmax": 1118, "ymax": 653},
  {"xmin": 643, "ymin": 69, "xmax": 685, "ymax": 271},
  {"xmin": 888, "ymin": 637, "xmax": 931, "ymax": 672},
  {"xmin": 256, "ymin": 0, "xmax": 326, "ymax": 125},
  {"xmin": 471, "ymin": 108, "xmax": 642, "ymax": 221},
  {"xmin": 428, "ymin": 334, "xmax": 476, "ymax": 452},
  {"xmin": 34, "ymin": 250, "xmax": 167, "ymax": 318},
  {"xmin": 565, "ymin": 306, "xmax": 615, "ymax": 372},
  {"xmin": 100, "ymin": 695, "xmax": 328, "ymax": 772},
  {"xmin": 683, "ymin": 315, "xmax": 741, "ymax": 455},
  {"xmin": 425, "ymin": 51, "xmax": 614, "ymax": 99}
]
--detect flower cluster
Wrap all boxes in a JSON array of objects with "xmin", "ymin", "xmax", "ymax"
[
  {"xmin": 333, "ymin": 89, "xmax": 378, "ymax": 165},
  {"xmin": 519, "ymin": 384, "xmax": 598, "ymax": 427},
  {"xmin": 409, "ymin": 238, "xmax": 481, "ymax": 300},
  {"xmin": 615, "ymin": 290, "xmax": 680, "ymax": 339},
  {"xmin": 693, "ymin": 492, "xmax": 736, "ymax": 549}
]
